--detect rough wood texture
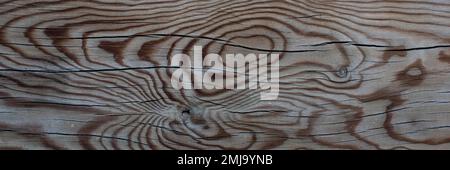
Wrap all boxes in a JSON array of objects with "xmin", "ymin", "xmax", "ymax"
[{"xmin": 0, "ymin": 0, "xmax": 449, "ymax": 150}]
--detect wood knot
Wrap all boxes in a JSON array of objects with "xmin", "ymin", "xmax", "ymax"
[
  {"xmin": 179, "ymin": 107, "xmax": 206, "ymax": 125},
  {"xmin": 405, "ymin": 67, "xmax": 422, "ymax": 77},
  {"xmin": 181, "ymin": 109, "xmax": 191, "ymax": 115},
  {"xmin": 396, "ymin": 59, "xmax": 426, "ymax": 86},
  {"xmin": 336, "ymin": 66, "xmax": 348, "ymax": 78}
]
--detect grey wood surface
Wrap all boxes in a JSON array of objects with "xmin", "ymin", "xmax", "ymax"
[{"xmin": 0, "ymin": 0, "xmax": 450, "ymax": 150}]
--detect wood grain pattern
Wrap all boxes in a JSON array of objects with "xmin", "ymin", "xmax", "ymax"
[{"xmin": 0, "ymin": 0, "xmax": 450, "ymax": 150}]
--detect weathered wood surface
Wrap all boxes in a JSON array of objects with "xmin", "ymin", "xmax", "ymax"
[{"xmin": 0, "ymin": 0, "xmax": 449, "ymax": 150}]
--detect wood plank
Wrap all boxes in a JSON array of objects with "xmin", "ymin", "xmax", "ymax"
[{"xmin": 0, "ymin": 0, "xmax": 449, "ymax": 150}]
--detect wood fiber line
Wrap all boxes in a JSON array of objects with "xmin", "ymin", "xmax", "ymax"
[{"xmin": 0, "ymin": 0, "xmax": 449, "ymax": 150}]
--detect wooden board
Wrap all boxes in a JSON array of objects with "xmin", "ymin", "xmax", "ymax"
[{"xmin": 0, "ymin": 0, "xmax": 450, "ymax": 150}]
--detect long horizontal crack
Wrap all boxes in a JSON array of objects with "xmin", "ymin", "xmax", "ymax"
[{"xmin": 385, "ymin": 45, "xmax": 450, "ymax": 51}]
